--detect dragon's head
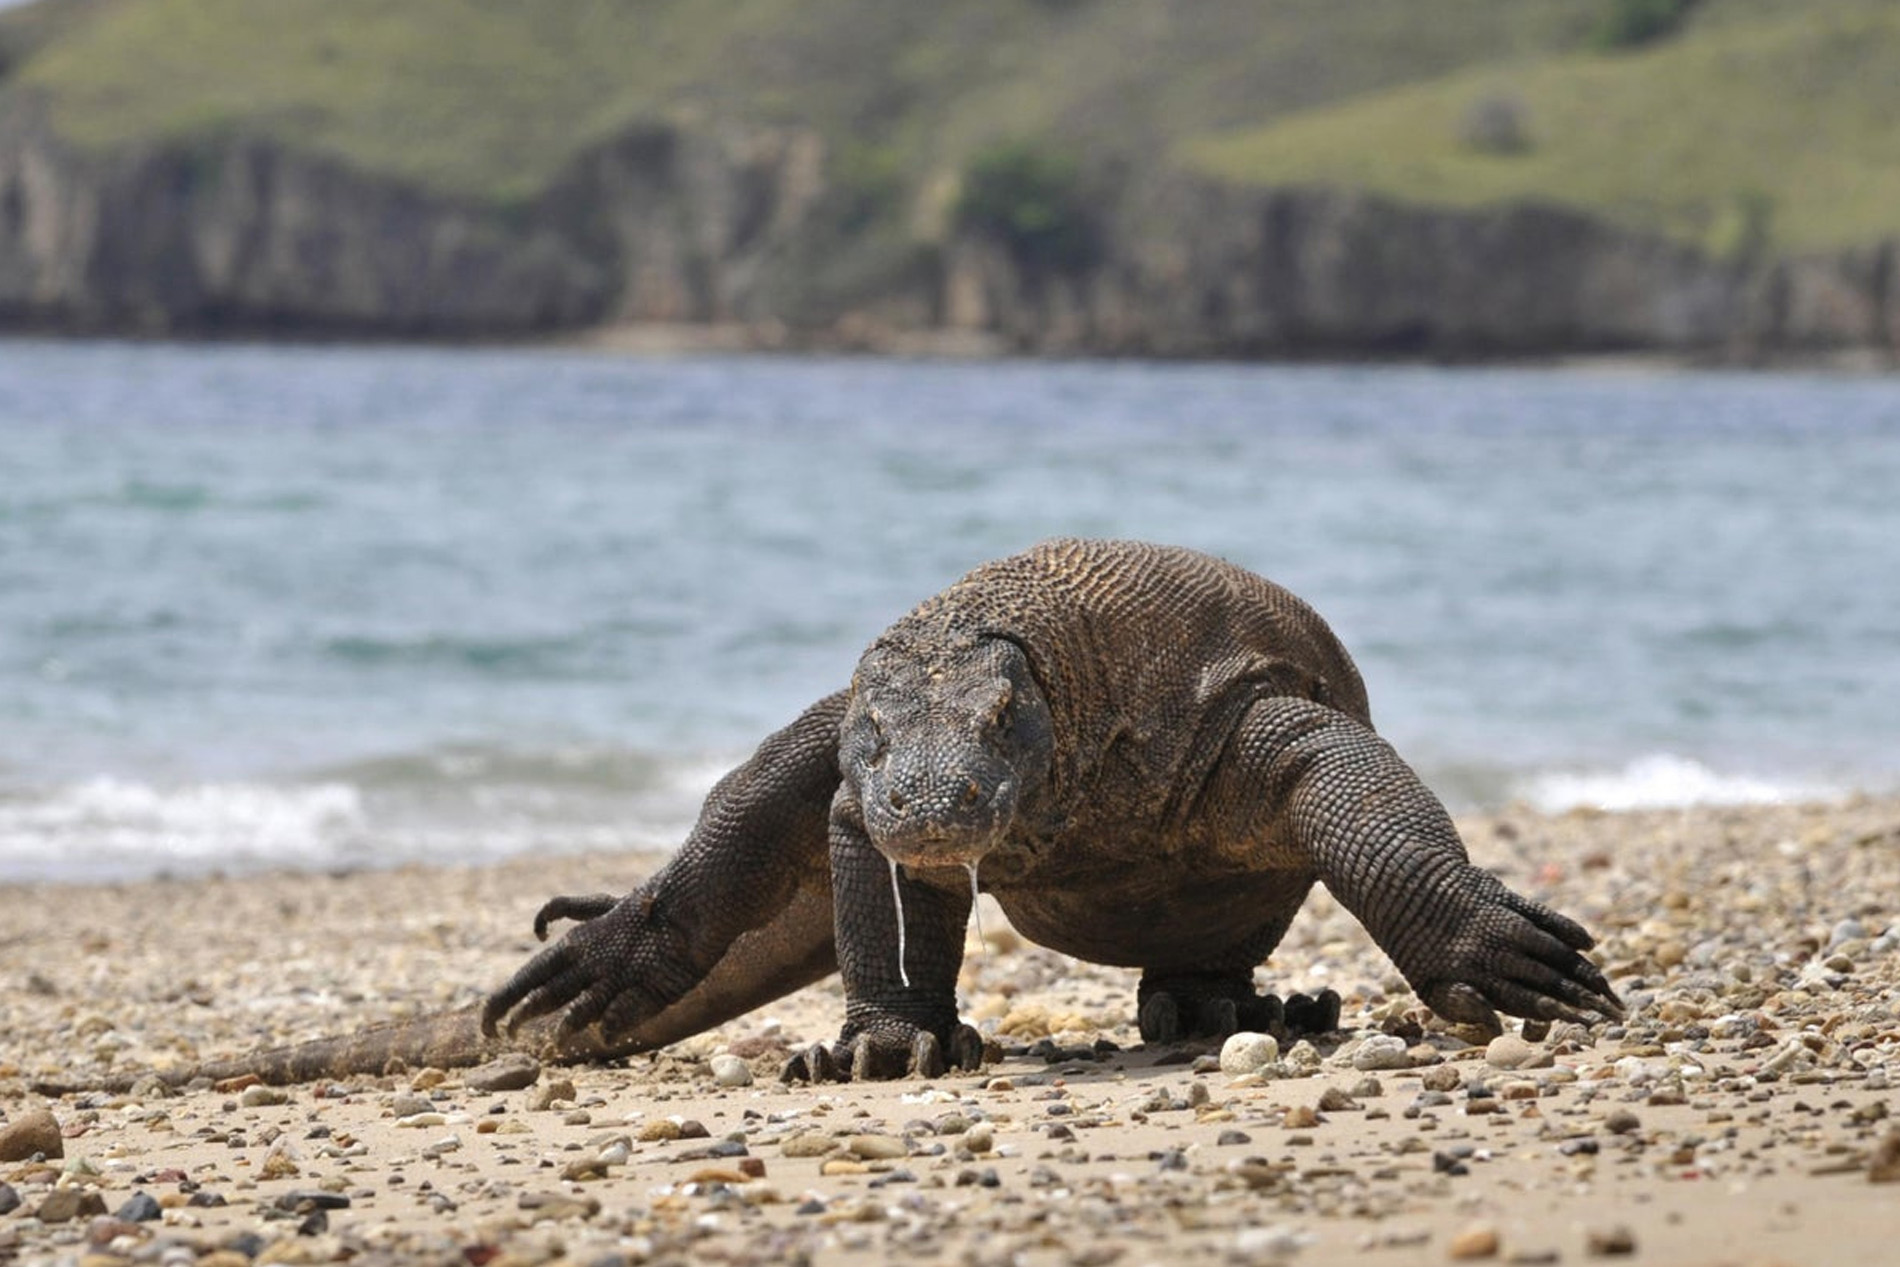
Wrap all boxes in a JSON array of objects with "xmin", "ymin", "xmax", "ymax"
[{"xmin": 842, "ymin": 634, "xmax": 1054, "ymax": 869}]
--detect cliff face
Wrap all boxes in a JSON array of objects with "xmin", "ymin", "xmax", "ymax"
[
  {"xmin": 1, "ymin": 101, "xmax": 1894, "ymax": 360},
  {"xmin": 944, "ymin": 180, "xmax": 1900, "ymax": 361},
  {"xmin": 0, "ymin": 103, "xmax": 607, "ymax": 334}
]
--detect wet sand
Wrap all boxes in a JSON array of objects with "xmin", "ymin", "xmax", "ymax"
[{"xmin": 4, "ymin": 796, "xmax": 1899, "ymax": 1265}]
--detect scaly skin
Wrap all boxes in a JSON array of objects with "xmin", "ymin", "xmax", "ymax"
[
  {"xmin": 489, "ymin": 539, "xmax": 1619, "ymax": 1082},
  {"xmin": 39, "ymin": 540, "xmax": 1617, "ymax": 1093}
]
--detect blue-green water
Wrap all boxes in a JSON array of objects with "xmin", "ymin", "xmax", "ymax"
[{"xmin": 2, "ymin": 341, "xmax": 1895, "ymax": 881}]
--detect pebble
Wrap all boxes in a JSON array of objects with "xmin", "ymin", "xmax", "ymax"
[
  {"xmin": 35, "ymin": 1189, "xmax": 107, "ymax": 1224},
  {"xmin": 1585, "ymin": 1225, "xmax": 1637, "ymax": 1256},
  {"xmin": 113, "ymin": 1191, "xmax": 162, "ymax": 1222},
  {"xmin": 464, "ymin": 1054, "xmax": 541, "ymax": 1092},
  {"xmin": 1218, "ymin": 1031, "xmax": 1279, "ymax": 1074},
  {"xmin": 1282, "ymin": 1105, "xmax": 1321, "ymax": 1129},
  {"xmin": 1485, "ymin": 1033, "xmax": 1552, "ymax": 1070},
  {"xmin": 527, "ymin": 1079, "xmax": 578, "ymax": 1110},
  {"xmin": 1350, "ymin": 1033, "xmax": 1414, "ymax": 1070},
  {"xmin": 240, "ymin": 1085, "xmax": 288, "ymax": 1107},
  {"xmin": 709, "ymin": 1054, "xmax": 754, "ymax": 1088},
  {"xmin": 1603, "ymin": 1109, "xmax": 1642, "ymax": 1136},
  {"xmin": 0, "ymin": 1183, "xmax": 17, "ymax": 1216},
  {"xmin": 517, "ymin": 1192, "xmax": 601, "ymax": 1221},
  {"xmin": 1448, "ymin": 1221, "xmax": 1502, "ymax": 1259},
  {"xmin": 1421, "ymin": 1063, "xmax": 1464, "ymax": 1093},
  {"xmin": 0, "ymin": 1108, "xmax": 63, "ymax": 1162},
  {"xmin": 847, "ymin": 1133, "xmax": 907, "ymax": 1160},
  {"xmin": 781, "ymin": 1132, "xmax": 838, "ymax": 1157},
  {"xmin": 1316, "ymin": 1086, "xmax": 1360, "ymax": 1112}
]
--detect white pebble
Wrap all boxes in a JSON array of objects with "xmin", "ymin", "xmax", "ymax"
[
  {"xmin": 1218, "ymin": 1031, "xmax": 1279, "ymax": 1075},
  {"xmin": 709, "ymin": 1054, "xmax": 754, "ymax": 1088},
  {"xmin": 1350, "ymin": 1033, "xmax": 1413, "ymax": 1071}
]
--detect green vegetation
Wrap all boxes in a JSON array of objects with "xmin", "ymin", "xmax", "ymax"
[
  {"xmin": 1591, "ymin": 0, "xmax": 1698, "ymax": 52},
  {"xmin": 1187, "ymin": 12, "xmax": 1900, "ymax": 253},
  {"xmin": 954, "ymin": 141, "xmax": 1098, "ymax": 271},
  {"xmin": 2, "ymin": 0, "xmax": 1897, "ymax": 253}
]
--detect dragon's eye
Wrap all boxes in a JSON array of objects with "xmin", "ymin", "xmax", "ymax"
[{"xmin": 985, "ymin": 685, "xmax": 1014, "ymax": 734}]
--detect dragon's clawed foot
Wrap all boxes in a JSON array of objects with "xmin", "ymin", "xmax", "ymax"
[
  {"xmin": 1404, "ymin": 874, "xmax": 1623, "ymax": 1036},
  {"xmin": 1137, "ymin": 977, "xmax": 1340, "ymax": 1045},
  {"xmin": 781, "ymin": 1023, "xmax": 986, "ymax": 1083}
]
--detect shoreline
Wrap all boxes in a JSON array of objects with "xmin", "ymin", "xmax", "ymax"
[
  {"xmin": 4, "ymin": 794, "xmax": 1899, "ymax": 1263},
  {"xmin": 2, "ymin": 321, "xmax": 1897, "ymax": 376}
]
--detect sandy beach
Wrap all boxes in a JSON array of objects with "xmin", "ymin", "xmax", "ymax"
[{"xmin": 4, "ymin": 796, "xmax": 1899, "ymax": 1266}]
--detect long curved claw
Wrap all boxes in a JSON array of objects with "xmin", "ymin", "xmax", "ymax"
[
  {"xmin": 948, "ymin": 1023, "xmax": 986, "ymax": 1072},
  {"xmin": 532, "ymin": 893, "xmax": 619, "ymax": 941},
  {"xmin": 779, "ymin": 1022, "xmax": 988, "ymax": 1083},
  {"xmin": 1412, "ymin": 879, "xmax": 1622, "ymax": 1033},
  {"xmin": 1137, "ymin": 992, "xmax": 1182, "ymax": 1044},
  {"xmin": 482, "ymin": 941, "xmax": 580, "ymax": 1038},
  {"xmin": 782, "ymin": 1042, "xmax": 840, "ymax": 1084}
]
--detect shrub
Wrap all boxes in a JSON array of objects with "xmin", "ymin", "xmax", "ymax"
[
  {"xmin": 953, "ymin": 140, "xmax": 1100, "ymax": 272},
  {"xmin": 1458, "ymin": 94, "xmax": 1533, "ymax": 155},
  {"xmin": 1591, "ymin": 0, "xmax": 1698, "ymax": 52}
]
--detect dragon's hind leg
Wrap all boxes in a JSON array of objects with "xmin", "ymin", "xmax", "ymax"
[
  {"xmin": 1133, "ymin": 881, "xmax": 1339, "ymax": 1044},
  {"xmin": 1135, "ymin": 972, "xmax": 1341, "ymax": 1044}
]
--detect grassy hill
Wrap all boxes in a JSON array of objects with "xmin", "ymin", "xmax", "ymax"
[
  {"xmin": 1187, "ymin": 9, "xmax": 1900, "ymax": 254},
  {"xmin": 2, "ymin": 0, "xmax": 1896, "ymax": 254}
]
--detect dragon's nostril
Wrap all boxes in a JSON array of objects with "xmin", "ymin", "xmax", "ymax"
[{"xmin": 888, "ymin": 788, "xmax": 907, "ymax": 812}]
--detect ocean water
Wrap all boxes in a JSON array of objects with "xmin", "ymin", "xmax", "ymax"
[{"xmin": 1, "ymin": 341, "xmax": 1895, "ymax": 882}]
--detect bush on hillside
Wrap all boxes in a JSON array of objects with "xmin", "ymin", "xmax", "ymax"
[
  {"xmin": 1591, "ymin": 0, "xmax": 1698, "ymax": 52},
  {"xmin": 954, "ymin": 140, "xmax": 1100, "ymax": 273}
]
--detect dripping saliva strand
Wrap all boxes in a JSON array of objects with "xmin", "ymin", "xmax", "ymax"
[{"xmin": 889, "ymin": 856, "xmax": 911, "ymax": 989}]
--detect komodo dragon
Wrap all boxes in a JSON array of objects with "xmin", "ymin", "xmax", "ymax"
[{"xmin": 35, "ymin": 539, "xmax": 1619, "ymax": 1093}]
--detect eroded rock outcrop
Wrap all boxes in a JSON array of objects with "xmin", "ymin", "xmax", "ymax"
[{"xmin": 0, "ymin": 96, "xmax": 1893, "ymax": 361}]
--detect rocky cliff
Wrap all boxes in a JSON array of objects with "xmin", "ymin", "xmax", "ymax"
[{"xmin": 1, "ymin": 101, "xmax": 1894, "ymax": 360}]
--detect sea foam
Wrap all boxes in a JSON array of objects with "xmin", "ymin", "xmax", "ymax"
[{"xmin": 1519, "ymin": 754, "xmax": 1835, "ymax": 813}]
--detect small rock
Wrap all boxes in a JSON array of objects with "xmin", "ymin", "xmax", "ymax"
[
  {"xmin": 1485, "ymin": 1033, "xmax": 1552, "ymax": 1070},
  {"xmin": 709, "ymin": 1055, "xmax": 754, "ymax": 1088},
  {"xmin": 1282, "ymin": 1105, "xmax": 1321, "ymax": 1129},
  {"xmin": 637, "ymin": 1119, "xmax": 682, "ymax": 1143},
  {"xmin": 1219, "ymin": 1032, "xmax": 1279, "ymax": 1075},
  {"xmin": 274, "ymin": 1191, "xmax": 351, "ymax": 1212},
  {"xmin": 1316, "ymin": 1087, "xmax": 1360, "ymax": 1112},
  {"xmin": 0, "ymin": 1108, "xmax": 64, "ymax": 1162},
  {"xmin": 961, "ymin": 1123, "xmax": 995, "ymax": 1153},
  {"xmin": 0, "ymin": 1182, "xmax": 18, "ymax": 1216},
  {"xmin": 1585, "ymin": 1225, "xmax": 1637, "ymax": 1256},
  {"xmin": 114, "ymin": 1191, "xmax": 163, "ymax": 1222},
  {"xmin": 1448, "ymin": 1221, "xmax": 1501, "ymax": 1259},
  {"xmin": 847, "ymin": 1133, "xmax": 907, "ymax": 1160},
  {"xmin": 388, "ymin": 1094, "xmax": 435, "ymax": 1119},
  {"xmin": 240, "ymin": 1085, "xmax": 289, "ymax": 1108},
  {"xmin": 1867, "ymin": 1128, "xmax": 1900, "ymax": 1183},
  {"xmin": 1421, "ymin": 1063, "xmax": 1463, "ymax": 1093},
  {"xmin": 464, "ymin": 1054, "xmax": 540, "ymax": 1093},
  {"xmin": 1350, "ymin": 1033, "xmax": 1413, "ymax": 1071},
  {"xmin": 1216, "ymin": 1129, "xmax": 1253, "ymax": 1146},
  {"xmin": 780, "ymin": 1132, "xmax": 837, "ymax": 1158},
  {"xmin": 1603, "ymin": 1109, "xmax": 1642, "ymax": 1136},
  {"xmin": 527, "ymin": 1078, "xmax": 578, "ymax": 1111},
  {"xmin": 518, "ymin": 1191, "xmax": 601, "ymax": 1221},
  {"xmin": 36, "ymin": 1188, "xmax": 107, "ymax": 1224}
]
